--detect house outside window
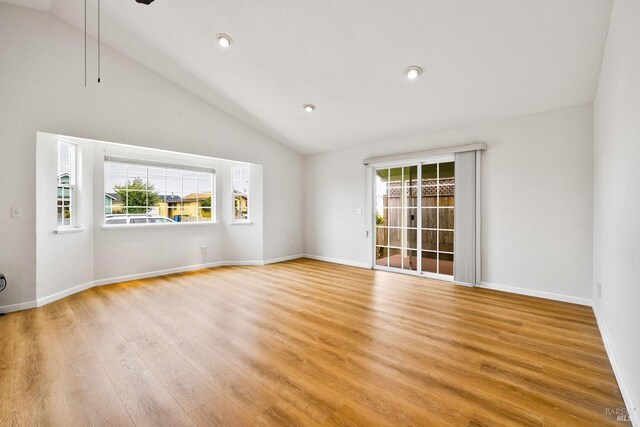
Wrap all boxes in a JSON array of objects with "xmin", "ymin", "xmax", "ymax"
[
  {"xmin": 232, "ymin": 165, "xmax": 249, "ymax": 222},
  {"xmin": 57, "ymin": 140, "xmax": 76, "ymax": 227}
]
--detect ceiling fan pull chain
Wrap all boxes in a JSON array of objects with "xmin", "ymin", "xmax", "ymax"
[{"xmin": 98, "ymin": 0, "xmax": 101, "ymax": 83}]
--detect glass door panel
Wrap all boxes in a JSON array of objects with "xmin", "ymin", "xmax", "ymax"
[
  {"xmin": 420, "ymin": 161, "xmax": 455, "ymax": 277},
  {"xmin": 374, "ymin": 159, "xmax": 454, "ymax": 278}
]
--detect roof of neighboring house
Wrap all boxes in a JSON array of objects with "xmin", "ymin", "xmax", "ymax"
[
  {"xmin": 164, "ymin": 194, "xmax": 182, "ymax": 203},
  {"xmin": 182, "ymin": 193, "xmax": 212, "ymax": 202},
  {"xmin": 105, "ymin": 193, "xmax": 117, "ymax": 201}
]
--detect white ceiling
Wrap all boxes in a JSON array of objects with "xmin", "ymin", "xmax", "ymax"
[{"xmin": 4, "ymin": 0, "xmax": 613, "ymax": 154}]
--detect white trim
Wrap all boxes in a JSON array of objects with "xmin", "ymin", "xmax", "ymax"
[
  {"xmin": 303, "ymin": 254, "xmax": 370, "ymax": 269},
  {"xmin": 101, "ymin": 222, "xmax": 217, "ymax": 230},
  {"xmin": 264, "ymin": 254, "xmax": 304, "ymax": 264},
  {"xmin": 37, "ymin": 281, "xmax": 94, "ymax": 306},
  {"xmin": 363, "ymin": 142, "xmax": 487, "ymax": 165},
  {"xmin": 593, "ymin": 304, "xmax": 639, "ymax": 426},
  {"xmin": 92, "ymin": 262, "xmax": 224, "ymax": 286},
  {"xmin": 54, "ymin": 227, "xmax": 87, "ymax": 234},
  {"xmin": 479, "ymin": 281, "xmax": 593, "ymax": 306},
  {"xmin": 229, "ymin": 221, "xmax": 253, "ymax": 225},
  {"xmin": 0, "ymin": 299, "xmax": 37, "ymax": 314},
  {"xmin": 222, "ymin": 260, "xmax": 265, "ymax": 266},
  {"xmin": 0, "ymin": 255, "xmax": 306, "ymax": 314}
]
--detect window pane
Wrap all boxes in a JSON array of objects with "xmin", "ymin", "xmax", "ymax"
[
  {"xmin": 389, "ymin": 167, "xmax": 402, "ymax": 184},
  {"xmin": 422, "ymin": 208, "xmax": 437, "ymax": 229},
  {"xmin": 403, "ymin": 166, "xmax": 418, "ymax": 187},
  {"xmin": 439, "ymin": 231, "xmax": 454, "ymax": 253},
  {"xmin": 232, "ymin": 165, "xmax": 249, "ymax": 193},
  {"xmin": 406, "ymin": 208, "xmax": 417, "ymax": 228},
  {"xmin": 403, "ymin": 186, "xmax": 417, "ymax": 207},
  {"xmin": 388, "ymin": 248, "xmax": 402, "ymax": 268},
  {"xmin": 439, "ymin": 162, "xmax": 455, "ymax": 179},
  {"xmin": 375, "ymin": 169, "xmax": 389, "ymax": 213},
  {"xmin": 422, "ymin": 163, "xmax": 437, "ymax": 184},
  {"xmin": 107, "ymin": 171, "xmax": 128, "ymax": 191},
  {"xmin": 58, "ymin": 164, "xmax": 70, "ymax": 183},
  {"xmin": 148, "ymin": 173, "xmax": 165, "ymax": 195},
  {"xmin": 58, "ymin": 142, "xmax": 70, "ymax": 166},
  {"xmin": 421, "ymin": 251, "xmax": 437, "ymax": 273},
  {"xmin": 406, "ymin": 229, "xmax": 417, "ymax": 250},
  {"xmin": 376, "ymin": 227, "xmax": 388, "ymax": 246},
  {"xmin": 422, "ymin": 230, "xmax": 437, "ymax": 251},
  {"xmin": 423, "ymin": 184, "xmax": 437, "ymax": 207},
  {"xmin": 376, "ymin": 208, "xmax": 389, "ymax": 226},
  {"xmin": 439, "ymin": 253, "xmax": 454, "ymax": 276},
  {"xmin": 403, "ymin": 250, "xmax": 417, "ymax": 271},
  {"xmin": 439, "ymin": 208, "xmax": 454, "ymax": 230},
  {"xmin": 375, "ymin": 247, "xmax": 388, "ymax": 267},
  {"xmin": 389, "ymin": 228, "xmax": 402, "ymax": 247},
  {"xmin": 233, "ymin": 194, "xmax": 248, "ymax": 220},
  {"xmin": 198, "ymin": 208, "xmax": 213, "ymax": 222},
  {"xmin": 376, "ymin": 168, "xmax": 389, "ymax": 183},
  {"xmin": 387, "ymin": 208, "xmax": 401, "ymax": 227},
  {"xmin": 438, "ymin": 182, "xmax": 455, "ymax": 206}
]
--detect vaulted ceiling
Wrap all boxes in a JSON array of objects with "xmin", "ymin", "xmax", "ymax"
[{"xmin": 2, "ymin": 0, "xmax": 613, "ymax": 153}]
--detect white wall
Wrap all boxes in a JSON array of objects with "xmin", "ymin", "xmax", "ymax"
[
  {"xmin": 593, "ymin": 0, "xmax": 640, "ymax": 420},
  {"xmin": 305, "ymin": 105, "xmax": 594, "ymax": 301},
  {"xmin": 0, "ymin": 3, "xmax": 303, "ymax": 308},
  {"xmin": 35, "ymin": 133, "xmax": 94, "ymax": 300}
]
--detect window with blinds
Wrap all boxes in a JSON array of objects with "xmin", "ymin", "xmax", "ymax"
[{"xmin": 103, "ymin": 156, "xmax": 215, "ymax": 225}]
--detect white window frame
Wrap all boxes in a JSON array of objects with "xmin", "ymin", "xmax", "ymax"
[
  {"xmin": 103, "ymin": 155, "xmax": 216, "ymax": 227},
  {"xmin": 57, "ymin": 140, "xmax": 77, "ymax": 229},
  {"xmin": 230, "ymin": 164, "xmax": 250, "ymax": 223}
]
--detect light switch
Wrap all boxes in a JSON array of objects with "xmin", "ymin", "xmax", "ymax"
[{"xmin": 11, "ymin": 207, "xmax": 22, "ymax": 218}]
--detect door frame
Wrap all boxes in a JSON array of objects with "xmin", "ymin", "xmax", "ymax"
[{"xmin": 368, "ymin": 155, "xmax": 454, "ymax": 281}]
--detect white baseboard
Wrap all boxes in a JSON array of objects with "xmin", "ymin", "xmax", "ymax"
[
  {"xmin": 0, "ymin": 299, "xmax": 37, "ymax": 314},
  {"xmin": 303, "ymin": 254, "xmax": 370, "ymax": 269},
  {"xmin": 264, "ymin": 254, "xmax": 304, "ymax": 265},
  {"xmin": 221, "ymin": 260, "xmax": 264, "ymax": 266},
  {"xmin": 0, "ymin": 256, "xmax": 304, "ymax": 314},
  {"xmin": 479, "ymin": 281, "xmax": 593, "ymax": 306},
  {"xmin": 37, "ymin": 281, "xmax": 95, "ymax": 306},
  {"xmin": 92, "ymin": 261, "xmax": 225, "ymax": 286},
  {"xmin": 593, "ymin": 304, "xmax": 639, "ymax": 426}
]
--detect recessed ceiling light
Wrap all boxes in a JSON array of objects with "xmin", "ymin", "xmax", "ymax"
[
  {"xmin": 217, "ymin": 33, "xmax": 233, "ymax": 48},
  {"xmin": 405, "ymin": 66, "xmax": 422, "ymax": 80},
  {"xmin": 303, "ymin": 104, "xmax": 316, "ymax": 113}
]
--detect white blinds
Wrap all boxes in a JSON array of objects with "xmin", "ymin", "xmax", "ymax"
[
  {"xmin": 453, "ymin": 150, "xmax": 482, "ymax": 285},
  {"xmin": 104, "ymin": 155, "xmax": 215, "ymax": 174}
]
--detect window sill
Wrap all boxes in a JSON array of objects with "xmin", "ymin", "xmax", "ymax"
[
  {"xmin": 229, "ymin": 221, "xmax": 252, "ymax": 225},
  {"xmin": 55, "ymin": 227, "xmax": 87, "ymax": 234},
  {"xmin": 101, "ymin": 222, "xmax": 217, "ymax": 230}
]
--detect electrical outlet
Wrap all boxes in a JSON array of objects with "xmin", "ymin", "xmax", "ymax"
[
  {"xmin": 201, "ymin": 245, "xmax": 207, "ymax": 254},
  {"xmin": 597, "ymin": 282, "xmax": 602, "ymax": 297},
  {"xmin": 289, "ymin": 239, "xmax": 294, "ymax": 247},
  {"xmin": 356, "ymin": 208, "xmax": 363, "ymax": 215}
]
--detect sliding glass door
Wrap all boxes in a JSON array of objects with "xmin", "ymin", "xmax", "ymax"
[{"xmin": 374, "ymin": 158, "xmax": 455, "ymax": 280}]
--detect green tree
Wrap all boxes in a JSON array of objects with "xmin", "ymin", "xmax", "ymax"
[
  {"xmin": 114, "ymin": 178, "xmax": 160, "ymax": 214},
  {"xmin": 199, "ymin": 196, "xmax": 212, "ymax": 218}
]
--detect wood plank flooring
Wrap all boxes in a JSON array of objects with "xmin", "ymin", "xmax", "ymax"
[{"xmin": 0, "ymin": 258, "xmax": 627, "ymax": 426}]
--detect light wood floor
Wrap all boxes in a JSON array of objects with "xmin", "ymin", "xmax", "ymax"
[{"xmin": 0, "ymin": 259, "xmax": 627, "ymax": 426}]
